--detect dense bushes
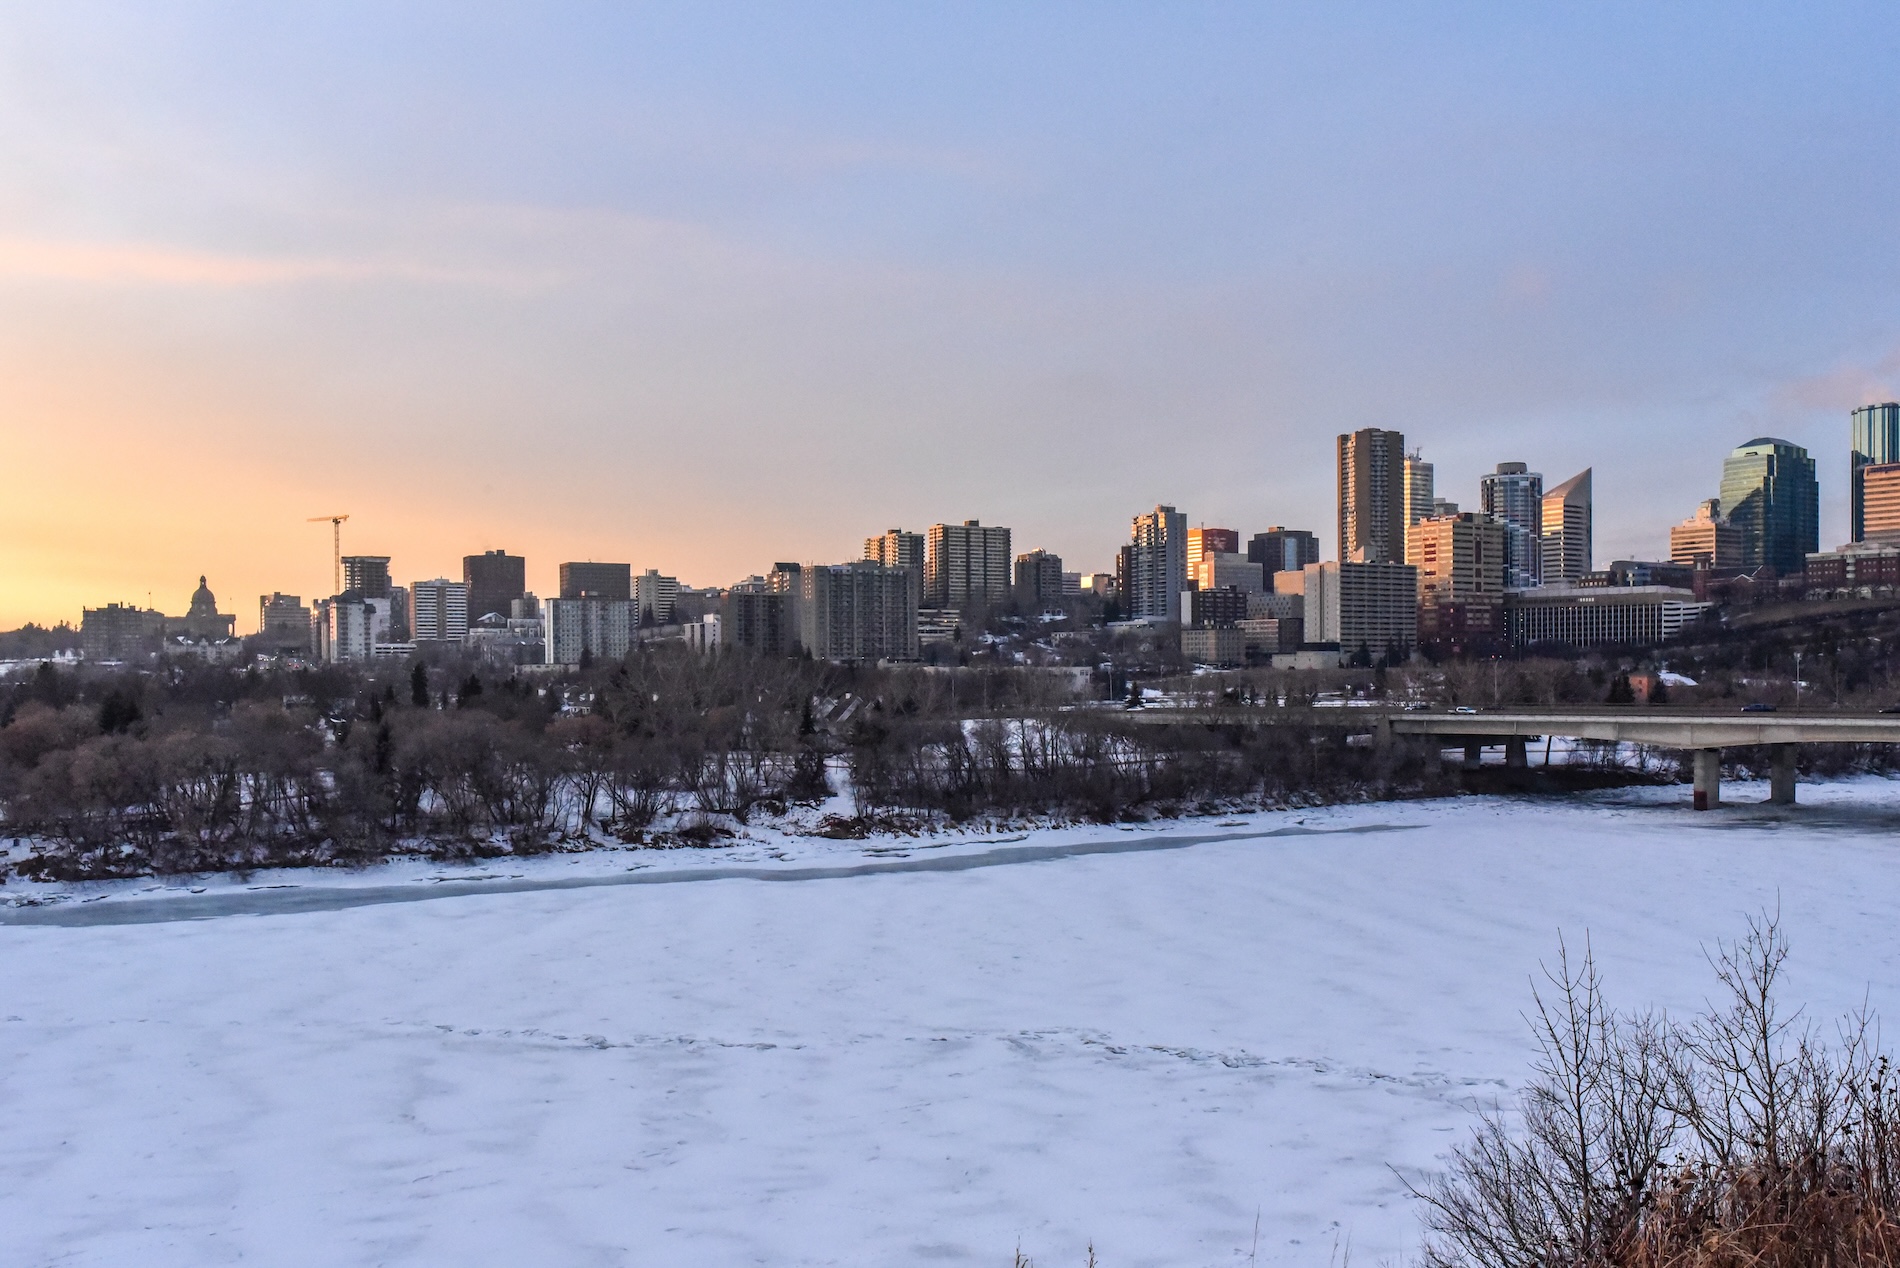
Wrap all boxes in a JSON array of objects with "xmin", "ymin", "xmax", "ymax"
[{"xmin": 1416, "ymin": 915, "xmax": 1900, "ymax": 1268}]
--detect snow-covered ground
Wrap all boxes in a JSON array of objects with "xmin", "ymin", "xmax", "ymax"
[{"xmin": 4, "ymin": 779, "xmax": 1900, "ymax": 1266}]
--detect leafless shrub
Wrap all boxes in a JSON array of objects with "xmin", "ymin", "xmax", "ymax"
[{"xmin": 1413, "ymin": 913, "xmax": 1900, "ymax": 1268}]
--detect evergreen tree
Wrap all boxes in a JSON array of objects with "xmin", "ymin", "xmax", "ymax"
[{"xmin": 410, "ymin": 662, "xmax": 429, "ymax": 707}]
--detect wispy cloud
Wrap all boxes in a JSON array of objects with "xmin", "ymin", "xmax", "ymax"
[
  {"xmin": 1771, "ymin": 346, "xmax": 1900, "ymax": 412},
  {"xmin": 0, "ymin": 234, "xmax": 558, "ymax": 289}
]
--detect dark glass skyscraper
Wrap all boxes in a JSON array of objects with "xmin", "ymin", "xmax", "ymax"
[
  {"xmin": 1718, "ymin": 438, "xmax": 1818, "ymax": 573},
  {"xmin": 1479, "ymin": 462, "xmax": 1544, "ymax": 588},
  {"xmin": 1851, "ymin": 403, "xmax": 1900, "ymax": 543}
]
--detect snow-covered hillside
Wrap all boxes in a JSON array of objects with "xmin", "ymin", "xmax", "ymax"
[{"xmin": 4, "ymin": 781, "xmax": 1900, "ymax": 1267}]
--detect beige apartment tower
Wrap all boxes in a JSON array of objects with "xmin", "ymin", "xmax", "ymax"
[
  {"xmin": 1337, "ymin": 428, "xmax": 1408, "ymax": 563},
  {"xmin": 863, "ymin": 528, "xmax": 926, "ymax": 598},
  {"xmin": 1407, "ymin": 512, "xmax": 1506, "ymax": 605}
]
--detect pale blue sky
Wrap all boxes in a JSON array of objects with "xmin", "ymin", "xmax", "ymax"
[{"xmin": 3, "ymin": 3, "xmax": 1898, "ymax": 620}]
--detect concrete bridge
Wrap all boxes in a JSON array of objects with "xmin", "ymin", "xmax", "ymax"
[{"xmin": 1385, "ymin": 710, "xmax": 1900, "ymax": 809}]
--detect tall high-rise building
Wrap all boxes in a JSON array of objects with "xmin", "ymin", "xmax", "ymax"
[
  {"xmin": 341, "ymin": 556, "xmax": 392, "ymax": 599},
  {"xmin": 559, "ymin": 561, "xmax": 631, "ymax": 600},
  {"xmin": 1719, "ymin": 438, "xmax": 1819, "ymax": 573},
  {"xmin": 635, "ymin": 570, "xmax": 680, "ymax": 626},
  {"xmin": 1246, "ymin": 527, "xmax": 1321, "ymax": 584},
  {"xmin": 797, "ymin": 562, "xmax": 919, "ymax": 662},
  {"xmin": 864, "ymin": 528, "xmax": 926, "ymax": 600},
  {"xmin": 721, "ymin": 588, "xmax": 792, "ymax": 657},
  {"xmin": 1407, "ymin": 513, "xmax": 1507, "ymax": 656},
  {"xmin": 1403, "ymin": 450, "xmax": 1435, "ymax": 527},
  {"xmin": 257, "ymin": 593, "xmax": 311, "ymax": 649},
  {"xmin": 80, "ymin": 603, "xmax": 165, "ymax": 661},
  {"xmin": 409, "ymin": 578, "xmax": 470, "ymax": 643},
  {"xmin": 1014, "ymin": 550, "xmax": 1065, "ymax": 606},
  {"xmin": 1540, "ymin": 468, "xmax": 1593, "ymax": 585},
  {"xmin": 1860, "ymin": 463, "xmax": 1900, "ymax": 545},
  {"xmin": 924, "ymin": 520, "xmax": 1012, "ymax": 608},
  {"xmin": 1124, "ymin": 505, "xmax": 1188, "ymax": 622},
  {"xmin": 1186, "ymin": 527, "xmax": 1240, "ymax": 580},
  {"xmin": 1480, "ymin": 462, "xmax": 1545, "ymax": 588},
  {"xmin": 1337, "ymin": 428, "xmax": 1407, "ymax": 563},
  {"xmin": 464, "ymin": 550, "xmax": 526, "ymax": 624},
  {"xmin": 1670, "ymin": 499, "xmax": 1744, "ymax": 568},
  {"xmin": 1302, "ymin": 561, "xmax": 1419, "ymax": 663},
  {"xmin": 1407, "ymin": 512, "xmax": 1506, "ymax": 606},
  {"xmin": 313, "ymin": 596, "xmax": 375, "ymax": 663},
  {"xmin": 1851, "ymin": 403, "xmax": 1900, "ymax": 543}
]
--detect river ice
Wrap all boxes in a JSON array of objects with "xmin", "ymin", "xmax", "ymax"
[{"xmin": 3, "ymin": 779, "xmax": 1899, "ymax": 1266}]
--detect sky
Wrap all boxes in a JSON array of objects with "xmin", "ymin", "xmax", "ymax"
[{"xmin": 3, "ymin": 3, "xmax": 1900, "ymax": 630}]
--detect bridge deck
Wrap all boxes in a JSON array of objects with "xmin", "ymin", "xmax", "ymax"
[{"xmin": 1387, "ymin": 711, "xmax": 1900, "ymax": 748}]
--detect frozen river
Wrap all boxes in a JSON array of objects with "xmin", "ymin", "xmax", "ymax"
[{"xmin": 4, "ymin": 781, "xmax": 1899, "ymax": 1266}]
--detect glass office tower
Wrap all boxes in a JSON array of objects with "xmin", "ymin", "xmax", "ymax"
[
  {"xmin": 1719, "ymin": 438, "xmax": 1818, "ymax": 573},
  {"xmin": 1851, "ymin": 402, "xmax": 1900, "ymax": 543},
  {"xmin": 1478, "ymin": 462, "xmax": 1545, "ymax": 588}
]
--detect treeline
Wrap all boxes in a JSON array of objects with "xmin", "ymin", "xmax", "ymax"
[
  {"xmin": 844, "ymin": 713, "xmax": 1448, "ymax": 823},
  {"xmin": 0, "ymin": 652, "xmax": 1448, "ymax": 881}
]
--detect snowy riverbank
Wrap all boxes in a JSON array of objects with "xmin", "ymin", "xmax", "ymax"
[{"xmin": 4, "ymin": 779, "xmax": 1900, "ymax": 1265}]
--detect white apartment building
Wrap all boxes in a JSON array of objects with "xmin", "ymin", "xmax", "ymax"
[
  {"xmin": 313, "ymin": 596, "xmax": 375, "ymax": 663},
  {"xmin": 409, "ymin": 578, "xmax": 470, "ymax": 643}
]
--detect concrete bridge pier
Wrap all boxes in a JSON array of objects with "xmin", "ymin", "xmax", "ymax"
[
  {"xmin": 1770, "ymin": 744, "xmax": 1798, "ymax": 805},
  {"xmin": 1462, "ymin": 742, "xmax": 1483, "ymax": 771},
  {"xmin": 1505, "ymin": 736, "xmax": 1529, "ymax": 769},
  {"xmin": 1692, "ymin": 748, "xmax": 1722, "ymax": 811}
]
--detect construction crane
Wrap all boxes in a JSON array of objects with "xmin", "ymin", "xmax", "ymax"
[{"xmin": 308, "ymin": 514, "xmax": 350, "ymax": 596}]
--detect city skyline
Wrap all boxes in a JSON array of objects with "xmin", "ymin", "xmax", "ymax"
[
  {"xmin": 5, "ymin": 6, "xmax": 1900, "ymax": 627},
  {"xmin": 19, "ymin": 416, "xmax": 1882, "ymax": 637}
]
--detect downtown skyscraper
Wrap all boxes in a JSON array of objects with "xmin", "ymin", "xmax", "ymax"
[
  {"xmin": 1720, "ymin": 438, "xmax": 1818, "ymax": 573},
  {"xmin": 1851, "ymin": 402, "xmax": 1900, "ymax": 543},
  {"xmin": 1336, "ymin": 428, "xmax": 1407, "ymax": 563}
]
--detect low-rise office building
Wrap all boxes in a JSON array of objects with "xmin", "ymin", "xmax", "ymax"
[
  {"xmin": 1803, "ymin": 542, "xmax": 1900, "ymax": 597},
  {"xmin": 1505, "ymin": 585, "xmax": 1710, "ymax": 649},
  {"xmin": 1180, "ymin": 625, "xmax": 1246, "ymax": 667}
]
